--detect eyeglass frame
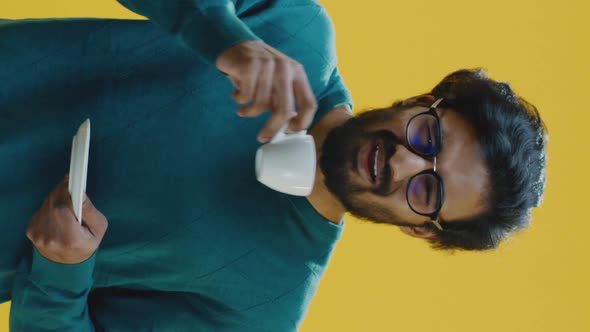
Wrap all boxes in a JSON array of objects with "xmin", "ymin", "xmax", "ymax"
[{"xmin": 404, "ymin": 98, "xmax": 446, "ymax": 231}]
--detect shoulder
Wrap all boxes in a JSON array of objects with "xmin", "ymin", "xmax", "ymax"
[{"xmin": 237, "ymin": 265, "xmax": 324, "ymax": 330}]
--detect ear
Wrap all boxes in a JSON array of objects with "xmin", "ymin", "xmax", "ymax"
[
  {"xmin": 399, "ymin": 225, "xmax": 439, "ymax": 241},
  {"xmin": 400, "ymin": 94, "xmax": 436, "ymax": 107}
]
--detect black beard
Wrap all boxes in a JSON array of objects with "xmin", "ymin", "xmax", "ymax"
[{"xmin": 318, "ymin": 106, "xmax": 404, "ymax": 221}]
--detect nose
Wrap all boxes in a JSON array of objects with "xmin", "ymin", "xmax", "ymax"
[{"xmin": 389, "ymin": 144, "xmax": 433, "ymax": 183}]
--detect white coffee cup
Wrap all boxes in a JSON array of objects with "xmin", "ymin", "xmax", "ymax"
[{"xmin": 255, "ymin": 123, "xmax": 316, "ymax": 196}]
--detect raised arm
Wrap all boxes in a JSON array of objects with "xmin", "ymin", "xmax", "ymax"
[
  {"xmin": 116, "ymin": 0, "xmax": 260, "ymax": 65},
  {"xmin": 116, "ymin": 0, "xmax": 319, "ymax": 143}
]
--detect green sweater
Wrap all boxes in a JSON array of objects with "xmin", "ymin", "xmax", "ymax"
[{"xmin": 0, "ymin": 0, "xmax": 352, "ymax": 331}]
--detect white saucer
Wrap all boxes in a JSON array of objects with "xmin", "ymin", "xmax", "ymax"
[{"xmin": 68, "ymin": 119, "xmax": 90, "ymax": 224}]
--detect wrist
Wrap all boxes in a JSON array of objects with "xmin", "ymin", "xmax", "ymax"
[{"xmin": 30, "ymin": 247, "xmax": 96, "ymax": 291}]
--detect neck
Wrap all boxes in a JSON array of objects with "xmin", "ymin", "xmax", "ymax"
[{"xmin": 306, "ymin": 105, "xmax": 353, "ymax": 224}]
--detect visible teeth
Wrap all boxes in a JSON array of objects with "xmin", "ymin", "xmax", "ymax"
[{"xmin": 373, "ymin": 144, "xmax": 379, "ymax": 181}]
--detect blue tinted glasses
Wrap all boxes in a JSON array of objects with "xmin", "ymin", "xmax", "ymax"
[{"xmin": 405, "ymin": 98, "xmax": 445, "ymax": 230}]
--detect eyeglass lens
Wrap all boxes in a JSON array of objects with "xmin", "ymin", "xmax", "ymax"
[
  {"xmin": 406, "ymin": 113, "xmax": 442, "ymax": 215},
  {"xmin": 407, "ymin": 114, "xmax": 440, "ymax": 156},
  {"xmin": 407, "ymin": 173, "xmax": 441, "ymax": 214}
]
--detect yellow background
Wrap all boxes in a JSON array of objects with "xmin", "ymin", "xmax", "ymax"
[{"xmin": 1, "ymin": 1, "xmax": 588, "ymax": 331}]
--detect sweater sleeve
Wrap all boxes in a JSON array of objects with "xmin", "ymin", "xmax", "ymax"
[
  {"xmin": 116, "ymin": 0, "xmax": 262, "ymax": 64},
  {"xmin": 9, "ymin": 247, "xmax": 97, "ymax": 332}
]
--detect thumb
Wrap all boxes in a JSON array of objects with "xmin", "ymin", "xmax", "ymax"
[
  {"xmin": 81, "ymin": 194, "xmax": 108, "ymax": 239},
  {"xmin": 53, "ymin": 174, "xmax": 72, "ymax": 206}
]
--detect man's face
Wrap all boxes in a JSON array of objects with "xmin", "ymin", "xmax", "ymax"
[{"xmin": 319, "ymin": 97, "xmax": 490, "ymax": 230}]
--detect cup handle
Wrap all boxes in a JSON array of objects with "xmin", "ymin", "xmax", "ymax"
[{"xmin": 269, "ymin": 123, "xmax": 307, "ymax": 144}]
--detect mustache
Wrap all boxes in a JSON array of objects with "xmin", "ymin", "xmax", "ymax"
[{"xmin": 374, "ymin": 130, "xmax": 398, "ymax": 195}]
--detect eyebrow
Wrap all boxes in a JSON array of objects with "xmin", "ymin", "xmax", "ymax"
[
  {"xmin": 437, "ymin": 107, "xmax": 450, "ymax": 148},
  {"xmin": 437, "ymin": 107, "xmax": 449, "ymax": 219}
]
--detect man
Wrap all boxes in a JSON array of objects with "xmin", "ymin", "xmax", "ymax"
[{"xmin": 0, "ymin": 0, "xmax": 548, "ymax": 331}]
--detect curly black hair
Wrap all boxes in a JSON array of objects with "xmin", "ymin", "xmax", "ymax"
[{"xmin": 426, "ymin": 68, "xmax": 548, "ymax": 251}]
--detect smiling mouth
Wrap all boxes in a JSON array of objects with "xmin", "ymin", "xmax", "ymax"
[
  {"xmin": 369, "ymin": 142, "xmax": 379, "ymax": 184},
  {"xmin": 355, "ymin": 131, "xmax": 400, "ymax": 194},
  {"xmin": 357, "ymin": 138, "xmax": 382, "ymax": 187}
]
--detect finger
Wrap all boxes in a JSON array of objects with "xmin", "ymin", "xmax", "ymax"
[
  {"xmin": 229, "ymin": 77, "xmax": 241, "ymax": 104},
  {"xmin": 231, "ymin": 89, "xmax": 242, "ymax": 104},
  {"xmin": 44, "ymin": 207, "xmax": 97, "ymax": 262},
  {"xmin": 232, "ymin": 62, "xmax": 260, "ymax": 104},
  {"xmin": 229, "ymin": 76, "xmax": 247, "ymax": 104},
  {"xmin": 228, "ymin": 75, "xmax": 240, "ymax": 89},
  {"xmin": 81, "ymin": 193, "xmax": 109, "ymax": 239},
  {"xmin": 237, "ymin": 60, "xmax": 274, "ymax": 118},
  {"xmin": 273, "ymin": 60, "xmax": 296, "ymax": 119},
  {"xmin": 51, "ymin": 197, "xmax": 81, "ymax": 228},
  {"xmin": 258, "ymin": 110, "xmax": 297, "ymax": 143},
  {"xmin": 257, "ymin": 62, "xmax": 295, "ymax": 142},
  {"xmin": 289, "ymin": 69, "xmax": 318, "ymax": 132}
]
